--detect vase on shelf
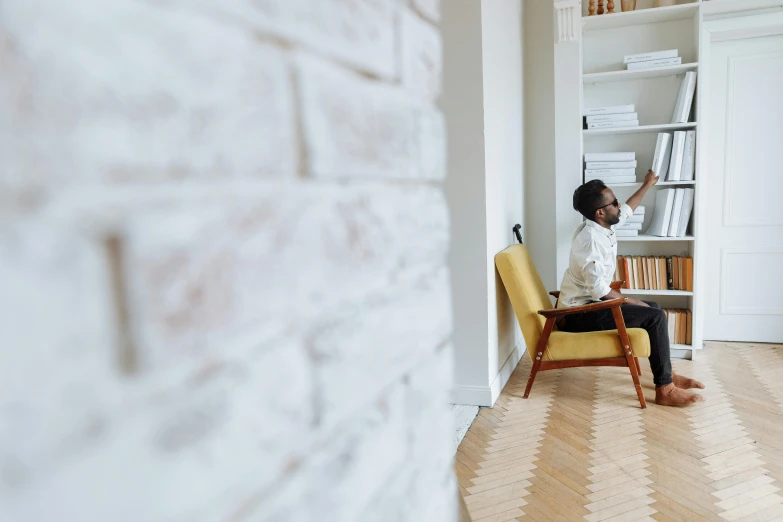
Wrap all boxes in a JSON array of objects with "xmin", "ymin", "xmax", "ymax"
[
  {"xmin": 621, "ymin": 0, "xmax": 636, "ymax": 11},
  {"xmin": 654, "ymin": 0, "xmax": 676, "ymax": 6}
]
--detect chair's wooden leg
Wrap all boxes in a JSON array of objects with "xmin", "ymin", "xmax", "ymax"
[
  {"xmin": 635, "ymin": 357, "xmax": 642, "ymax": 376},
  {"xmin": 525, "ymin": 317, "xmax": 555, "ymax": 399},
  {"xmin": 612, "ymin": 308, "xmax": 647, "ymax": 409},
  {"xmin": 523, "ymin": 360, "xmax": 541, "ymax": 399}
]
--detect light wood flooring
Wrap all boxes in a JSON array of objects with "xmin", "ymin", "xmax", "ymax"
[{"xmin": 456, "ymin": 342, "xmax": 783, "ymax": 522}]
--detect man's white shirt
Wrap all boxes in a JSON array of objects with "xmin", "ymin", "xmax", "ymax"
[{"xmin": 557, "ymin": 203, "xmax": 633, "ymax": 308}]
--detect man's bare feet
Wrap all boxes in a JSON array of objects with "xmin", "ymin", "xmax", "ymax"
[
  {"xmin": 655, "ymin": 383, "xmax": 704, "ymax": 407},
  {"xmin": 672, "ymin": 372, "xmax": 706, "ymax": 390}
]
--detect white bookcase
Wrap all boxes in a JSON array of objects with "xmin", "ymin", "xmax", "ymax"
[{"xmin": 581, "ymin": 1, "xmax": 703, "ymax": 359}]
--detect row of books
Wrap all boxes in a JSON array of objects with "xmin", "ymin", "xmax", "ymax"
[
  {"xmin": 583, "ymin": 104, "xmax": 638, "ymax": 130},
  {"xmin": 624, "ymin": 49, "xmax": 682, "ymax": 71},
  {"xmin": 615, "ymin": 256, "xmax": 693, "ymax": 291},
  {"xmin": 664, "ymin": 309, "xmax": 692, "ymax": 346},
  {"xmin": 647, "ymin": 188, "xmax": 694, "ymax": 237},
  {"xmin": 651, "ymin": 130, "xmax": 696, "ymax": 181},
  {"xmin": 581, "ymin": 70, "xmax": 697, "ymax": 130},
  {"xmin": 616, "ymin": 206, "xmax": 645, "ymax": 237}
]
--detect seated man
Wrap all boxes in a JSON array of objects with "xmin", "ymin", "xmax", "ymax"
[{"xmin": 558, "ymin": 171, "xmax": 704, "ymax": 407}]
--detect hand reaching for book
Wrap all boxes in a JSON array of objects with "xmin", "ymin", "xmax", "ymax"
[{"xmin": 643, "ymin": 169, "xmax": 659, "ymax": 187}]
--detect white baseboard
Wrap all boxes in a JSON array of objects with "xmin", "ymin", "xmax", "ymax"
[
  {"xmin": 450, "ymin": 384, "xmax": 493, "ymax": 406},
  {"xmin": 450, "ymin": 340, "xmax": 526, "ymax": 407},
  {"xmin": 490, "ymin": 340, "xmax": 525, "ymax": 405}
]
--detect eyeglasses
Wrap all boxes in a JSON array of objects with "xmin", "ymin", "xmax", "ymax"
[{"xmin": 595, "ymin": 198, "xmax": 619, "ymax": 212}]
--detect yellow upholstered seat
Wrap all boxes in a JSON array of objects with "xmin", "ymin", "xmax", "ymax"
[{"xmin": 495, "ymin": 242, "xmax": 649, "ymax": 408}]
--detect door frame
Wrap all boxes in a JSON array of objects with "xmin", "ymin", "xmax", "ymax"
[{"xmin": 696, "ymin": 12, "xmax": 783, "ymax": 342}]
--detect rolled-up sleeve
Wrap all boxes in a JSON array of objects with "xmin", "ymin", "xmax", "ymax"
[
  {"xmin": 575, "ymin": 240, "xmax": 612, "ymax": 300},
  {"xmin": 616, "ymin": 203, "xmax": 634, "ymax": 227}
]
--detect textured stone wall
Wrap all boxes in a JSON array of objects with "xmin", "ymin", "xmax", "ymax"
[{"xmin": 0, "ymin": 1, "xmax": 455, "ymax": 520}]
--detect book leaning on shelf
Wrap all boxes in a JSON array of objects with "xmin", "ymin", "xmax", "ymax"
[
  {"xmin": 646, "ymin": 188, "xmax": 694, "ymax": 237},
  {"xmin": 672, "ymin": 71, "xmax": 697, "ymax": 124}
]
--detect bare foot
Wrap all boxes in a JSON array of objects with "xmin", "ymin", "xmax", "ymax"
[
  {"xmin": 672, "ymin": 372, "xmax": 706, "ymax": 390},
  {"xmin": 655, "ymin": 383, "xmax": 704, "ymax": 407}
]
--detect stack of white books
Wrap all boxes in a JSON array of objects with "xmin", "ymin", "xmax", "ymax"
[
  {"xmin": 650, "ymin": 130, "xmax": 696, "ymax": 181},
  {"xmin": 584, "ymin": 152, "xmax": 637, "ymax": 184},
  {"xmin": 615, "ymin": 206, "xmax": 645, "ymax": 238},
  {"xmin": 646, "ymin": 188, "xmax": 695, "ymax": 237},
  {"xmin": 583, "ymin": 104, "xmax": 639, "ymax": 130},
  {"xmin": 625, "ymin": 49, "xmax": 681, "ymax": 71}
]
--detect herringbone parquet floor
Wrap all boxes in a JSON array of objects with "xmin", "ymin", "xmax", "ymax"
[{"xmin": 456, "ymin": 342, "xmax": 783, "ymax": 522}]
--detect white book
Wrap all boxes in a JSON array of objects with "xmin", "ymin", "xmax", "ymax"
[
  {"xmin": 624, "ymin": 49, "xmax": 678, "ymax": 64},
  {"xmin": 667, "ymin": 131, "xmax": 687, "ymax": 181},
  {"xmin": 615, "ymin": 229, "xmax": 639, "ymax": 237},
  {"xmin": 671, "ymin": 71, "xmax": 698, "ymax": 123},
  {"xmin": 587, "ymin": 120, "xmax": 639, "ymax": 129},
  {"xmin": 583, "ymin": 104, "xmax": 635, "ymax": 116},
  {"xmin": 667, "ymin": 189, "xmax": 686, "ymax": 237},
  {"xmin": 627, "ymin": 57, "xmax": 682, "ymax": 71},
  {"xmin": 585, "ymin": 161, "xmax": 637, "ymax": 169},
  {"xmin": 676, "ymin": 188, "xmax": 695, "ymax": 237},
  {"xmin": 586, "ymin": 175, "xmax": 636, "ymax": 184},
  {"xmin": 625, "ymin": 215, "xmax": 644, "ymax": 224},
  {"xmin": 651, "ymin": 133, "xmax": 673, "ymax": 180},
  {"xmin": 646, "ymin": 188, "xmax": 676, "ymax": 237},
  {"xmin": 584, "ymin": 152, "xmax": 635, "ymax": 162},
  {"xmin": 680, "ymin": 130, "xmax": 696, "ymax": 181},
  {"xmin": 635, "ymin": 205, "xmax": 646, "ymax": 215},
  {"xmin": 585, "ymin": 168, "xmax": 636, "ymax": 176},
  {"xmin": 585, "ymin": 113, "xmax": 638, "ymax": 123},
  {"xmin": 618, "ymin": 222, "xmax": 643, "ymax": 231}
]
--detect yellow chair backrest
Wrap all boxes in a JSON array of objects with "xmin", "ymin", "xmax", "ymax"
[{"xmin": 495, "ymin": 244, "xmax": 554, "ymax": 361}]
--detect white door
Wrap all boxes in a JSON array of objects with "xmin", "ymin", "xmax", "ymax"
[{"xmin": 702, "ymin": 22, "xmax": 783, "ymax": 342}]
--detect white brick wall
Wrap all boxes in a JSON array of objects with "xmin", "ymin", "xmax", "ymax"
[{"xmin": 0, "ymin": 0, "xmax": 454, "ymax": 521}]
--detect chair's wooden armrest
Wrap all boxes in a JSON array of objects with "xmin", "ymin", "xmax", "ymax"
[
  {"xmin": 610, "ymin": 280, "xmax": 625, "ymax": 291},
  {"xmin": 549, "ymin": 291, "xmax": 560, "ymax": 298},
  {"xmin": 538, "ymin": 298, "xmax": 627, "ymax": 318}
]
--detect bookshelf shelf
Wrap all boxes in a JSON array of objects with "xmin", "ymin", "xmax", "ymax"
[
  {"xmin": 605, "ymin": 181, "xmax": 696, "ymax": 188},
  {"xmin": 582, "ymin": 3, "xmax": 700, "ymax": 31},
  {"xmin": 583, "ymin": 123, "xmax": 697, "ymax": 136},
  {"xmin": 618, "ymin": 235, "xmax": 695, "ymax": 242},
  {"xmin": 622, "ymin": 289, "xmax": 693, "ymax": 296},
  {"xmin": 583, "ymin": 63, "xmax": 699, "ymax": 84}
]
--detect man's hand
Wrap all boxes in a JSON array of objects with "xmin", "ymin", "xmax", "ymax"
[
  {"xmin": 643, "ymin": 169, "xmax": 659, "ymax": 187},
  {"xmin": 627, "ymin": 170, "xmax": 658, "ymax": 212}
]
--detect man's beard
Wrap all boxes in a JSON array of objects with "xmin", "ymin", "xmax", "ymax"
[{"xmin": 609, "ymin": 214, "xmax": 621, "ymax": 226}]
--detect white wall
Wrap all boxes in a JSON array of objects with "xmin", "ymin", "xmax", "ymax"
[
  {"xmin": 0, "ymin": 1, "xmax": 457, "ymax": 520},
  {"xmin": 481, "ymin": 0, "xmax": 526, "ymax": 392},
  {"xmin": 523, "ymin": 0, "xmax": 558, "ymax": 290},
  {"xmin": 442, "ymin": 0, "xmax": 491, "ymax": 401},
  {"xmin": 443, "ymin": 0, "xmax": 525, "ymax": 406}
]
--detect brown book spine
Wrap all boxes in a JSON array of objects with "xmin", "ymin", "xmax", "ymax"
[
  {"xmin": 686, "ymin": 310, "xmax": 692, "ymax": 345},
  {"xmin": 685, "ymin": 257, "xmax": 694, "ymax": 292},
  {"xmin": 625, "ymin": 257, "xmax": 631, "ymax": 289}
]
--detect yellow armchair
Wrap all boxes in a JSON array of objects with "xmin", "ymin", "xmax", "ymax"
[{"xmin": 495, "ymin": 236, "xmax": 650, "ymax": 409}]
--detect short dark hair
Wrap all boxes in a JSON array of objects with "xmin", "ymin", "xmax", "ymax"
[{"xmin": 573, "ymin": 180, "xmax": 607, "ymax": 221}]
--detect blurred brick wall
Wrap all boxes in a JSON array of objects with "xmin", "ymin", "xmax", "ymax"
[{"xmin": 0, "ymin": 0, "xmax": 455, "ymax": 520}]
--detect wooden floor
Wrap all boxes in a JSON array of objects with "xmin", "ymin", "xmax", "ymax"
[{"xmin": 456, "ymin": 342, "xmax": 783, "ymax": 522}]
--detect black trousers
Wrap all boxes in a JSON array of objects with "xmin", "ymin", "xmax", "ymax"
[{"xmin": 559, "ymin": 300, "xmax": 673, "ymax": 386}]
